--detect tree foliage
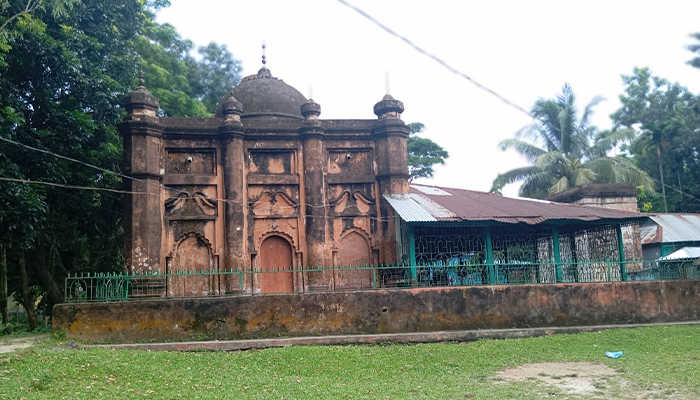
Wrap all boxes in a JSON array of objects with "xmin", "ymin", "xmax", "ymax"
[
  {"xmin": 194, "ymin": 42, "xmax": 241, "ymax": 112},
  {"xmin": 136, "ymin": 22, "xmax": 241, "ymax": 116},
  {"xmin": 0, "ymin": 0, "xmax": 241, "ymax": 328},
  {"xmin": 492, "ymin": 84, "xmax": 654, "ymax": 198},
  {"xmin": 612, "ymin": 67, "xmax": 700, "ymax": 213},
  {"xmin": 688, "ymin": 32, "xmax": 700, "ymax": 69},
  {"xmin": 406, "ymin": 122, "xmax": 449, "ymax": 180},
  {"xmin": 0, "ymin": 0, "xmax": 149, "ymax": 325}
]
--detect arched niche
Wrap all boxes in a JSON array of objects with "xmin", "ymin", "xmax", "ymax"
[
  {"xmin": 167, "ymin": 232, "xmax": 219, "ymax": 296},
  {"xmin": 335, "ymin": 230, "xmax": 373, "ymax": 289}
]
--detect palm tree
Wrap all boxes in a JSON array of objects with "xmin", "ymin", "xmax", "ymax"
[{"xmin": 491, "ymin": 84, "xmax": 654, "ymax": 199}]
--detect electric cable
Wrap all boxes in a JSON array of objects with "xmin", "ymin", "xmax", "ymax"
[{"xmin": 333, "ymin": 0, "xmax": 533, "ymax": 119}]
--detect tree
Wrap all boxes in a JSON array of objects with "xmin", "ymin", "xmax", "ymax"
[
  {"xmin": 193, "ymin": 42, "xmax": 241, "ymax": 113},
  {"xmin": 0, "ymin": 0, "xmax": 79, "ymax": 38},
  {"xmin": 406, "ymin": 122, "xmax": 449, "ymax": 180},
  {"xmin": 0, "ymin": 0, "xmax": 244, "ymax": 326},
  {"xmin": 135, "ymin": 22, "xmax": 208, "ymax": 117},
  {"xmin": 135, "ymin": 23, "xmax": 241, "ymax": 117},
  {"xmin": 0, "ymin": 0, "xmax": 152, "ymax": 326},
  {"xmin": 612, "ymin": 68, "xmax": 700, "ymax": 213},
  {"xmin": 492, "ymin": 84, "xmax": 654, "ymax": 198},
  {"xmin": 688, "ymin": 32, "xmax": 700, "ymax": 68},
  {"xmin": 0, "ymin": 0, "xmax": 167, "ymax": 326}
]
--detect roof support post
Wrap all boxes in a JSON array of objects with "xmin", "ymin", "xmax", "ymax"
[
  {"xmin": 552, "ymin": 226, "xmax": 562, "ymax": 283},
  {"xmin": 408, "ymin": 224, "xmax": 417, "ymax": 286},
  {"xmin": 485, "ymin": 226, "xmax": 496, "ymax": 285},
  {"xmin": 617, "ymin": 225, "xmax": 627, "ymax": 281}
]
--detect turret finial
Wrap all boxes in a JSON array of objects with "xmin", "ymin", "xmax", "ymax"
[
  {"xmin": 262, "ymin": 41, "xmax": 267, "ymax": 67},
  {"xmin": 138, "ymin": 65, "xmax": 145, "ymax": 89}
]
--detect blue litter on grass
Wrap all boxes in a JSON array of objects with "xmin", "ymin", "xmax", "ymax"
[{"xmin": 606, "ymin": 351, "xmax": 623, "ymax": 359}]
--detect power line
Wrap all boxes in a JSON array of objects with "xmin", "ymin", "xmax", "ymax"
[
  {"xmin": 2, "ymin": 136, "xmax": 325, "ymax": 211},
  {"xmin": 0, "ymin": 176, "xmax": 398, "ymax": 223},
  {"xmin": 2, "ymin": 136, "xmax": 210, "ymax": 200},
  {"xmin": 332, "ymin": 1, "xmax": 700, "ymax": 205},
  {"xmin": 0, "ymin": 136, "xmax": 147, "ymax": 189},
  {"xmin": 0, "ymin": 177, "xmax": 156, "ymax": 196},
  {"xmin": 5, "ymin": 128, "xmax": 699, "ymax": 214},
  {"xmin": 333, "ymin": 0, "xmax": 533, "ymax": 119},
  {"xmin": 659, "ymin": 180, "xmax": 700, "ymax": 204},
  {"xmin": 0, "ymin": 136, "xmax": 398, "ymax": 214}
]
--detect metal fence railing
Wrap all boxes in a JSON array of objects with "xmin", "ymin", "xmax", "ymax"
[{"xmin": 64, "ymin": 258, "xmax": 700, "ymax": 302}]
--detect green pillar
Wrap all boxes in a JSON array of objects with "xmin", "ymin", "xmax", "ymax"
[
  {"xmin": 485, "ymin": 226, "xmax": 496, "ymax": 284},
  {"xmin": 409, "ymin": 224, "xmax": 417, "ymax": 285},
  {"xmin": 616, "ymin": 225, "xmax": 627, "ymax": 281},
  {"xmin": 552, "ymin": 226, "xmax": 562, "ymax": 283}
]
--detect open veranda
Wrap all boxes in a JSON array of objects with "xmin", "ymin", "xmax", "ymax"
[{"xmin": 1, "ymin": 324, "xmax": 699, "ymax": 399}]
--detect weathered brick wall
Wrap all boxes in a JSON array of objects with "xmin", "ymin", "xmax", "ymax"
[
  {"xmin": 53, "ymin": 281, "xmax": 700, "ymax": 343},
  {"xmin": 573, "ymin": 196, "xmax": 639, "ymax": 212}
]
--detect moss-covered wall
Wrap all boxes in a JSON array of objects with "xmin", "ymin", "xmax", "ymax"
[{"xmin": 53, "ymin": 281, "xmax": 700, "ymax": 343}]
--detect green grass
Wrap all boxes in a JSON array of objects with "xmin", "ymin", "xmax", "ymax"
[{"xmin": 1, "ymin": 324, "xmax": 699, "ymax": 399}]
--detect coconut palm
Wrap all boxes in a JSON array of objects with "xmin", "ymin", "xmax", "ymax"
[{"xmin": 491, "ymin": 84, "xmax": 654, "ymax": 199}]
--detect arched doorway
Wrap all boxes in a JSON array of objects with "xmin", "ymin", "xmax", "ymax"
[
  {"xmin": 259, "ymin": 235, "xmax": 294, "ymax": 293},
  {"xmin": 336, "ymin": 231, "xmax": 372, "ymax": 289},
  {"xmin": 168, "ymin": 233, "xmax": 216, "ymax": 296}
]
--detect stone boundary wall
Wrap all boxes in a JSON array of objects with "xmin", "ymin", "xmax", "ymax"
[{"xmin": 53, "ymin": 281, "xmax": 700, "ymax": 343}]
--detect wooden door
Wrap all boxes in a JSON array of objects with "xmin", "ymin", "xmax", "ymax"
[
  {"xmin": 337, "ymin": 232, "xmax": 372, "ymax": 289},
  {"xmin": 259, "ymin": 236, "xmax": 294, "ymax": 293}
]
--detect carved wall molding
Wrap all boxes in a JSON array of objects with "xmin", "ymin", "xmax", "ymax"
[{"xmin": 164, "ymin": 191, "xmax": 217, "ymax": 219}]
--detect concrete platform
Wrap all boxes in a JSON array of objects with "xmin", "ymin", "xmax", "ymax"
[{"xmin": 92, "ymin": 320, "xmax": 699, "ymax": 352}]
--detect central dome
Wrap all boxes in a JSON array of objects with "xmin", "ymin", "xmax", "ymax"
[{"xmin": 215, "ymin": 67, "xmax": 306, "ymax": 119}]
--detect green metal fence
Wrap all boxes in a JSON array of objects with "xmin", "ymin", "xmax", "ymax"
[{"xmin": 64, "ymin": 258, "xmax": 700, "ymax": 302}]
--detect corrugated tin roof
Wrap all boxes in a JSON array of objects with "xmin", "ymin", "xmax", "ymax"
[
  {"xmin": 639, "ymin": 224, "xmax": 661, "ymax": 244},
  {"xmin": 384, "ymin": 184, "xmax": 647, "ymax": 225},
  {"xmin": 641, "ymin": 214, "xmax": 700, "ymax": 244},
  {"xmin": 659, "ymin": 246, "xmax": 700, "ymax": 260},
  {"xmin": 412, "ymin": 185, "xmax": 452, "ymax": 196},
  {"xmin": 383, "ymin": 194, "xmax": 436, "ymax": 222}
]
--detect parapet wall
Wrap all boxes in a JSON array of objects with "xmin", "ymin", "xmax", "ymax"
[{"xmin": 53, "ymin": 281, "xmax": 700, "ymax": 343}]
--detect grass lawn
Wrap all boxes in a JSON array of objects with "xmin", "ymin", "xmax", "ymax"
[{"xmin": 1, "ymin": 324, "xmax": 699, "ymax": 399}]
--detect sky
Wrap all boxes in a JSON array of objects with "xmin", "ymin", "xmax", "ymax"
[{"xmin": 157, "ymin": 0, "xmax": 700, "ymax": 197}]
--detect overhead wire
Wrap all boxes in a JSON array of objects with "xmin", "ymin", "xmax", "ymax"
[
  {"xmin": 333, "ymin": 0, "xmax": 534, "ymax": 119},
  {"xmin": 649, "ymin": 176, "xmax": 700, "ymax": 204},
  {"xmin": 0, "ymin": 136, "xmax": 190, "ymax": 197},
  {"xmin": 1, "ymin": 132, "xmax": 395, "ymax": 222},
  {"xmin": 2, "ymin": 0, "xmax": 697, "ymax": 212},
  {"xmin": 3, "ymin": 122, "xmax": 698, "ymax": 216},
  {"xmin": 0, "ymin": 177, "xmax": 158, "ymax": 196},
  {"xmin": 0, "ymin": 135, "xmax": 407, "ymax": 219},
  {"xmin": 333, "ymin": 0, "xmax": 700, "ymax": 205},
  {"xmin": 0, "ymin": 175, "xmax": 397, "ymax": 223},
  {"xmin": 1, "ymin": 135, "xmax": 331, "ymax": 211}
]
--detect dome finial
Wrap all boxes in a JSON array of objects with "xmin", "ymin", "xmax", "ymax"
[
  {"xmin": 256, "ymin": 40, "xmax": 273, "ymax": 79},
  {"xmin": 262, "ymin": 41, "xmax": 267, "ymax": 67}
]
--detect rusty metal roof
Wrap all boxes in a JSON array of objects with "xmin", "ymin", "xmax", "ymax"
[
  {"xmin": 639, "ymin": 224, "xmax": 661, "ymax": 244},
  {"xmin": 640, "ymin": 214, "xmax": 700, "ymax": 244},
  {"xmin": 384, "ymin": 185, "xmax": 647, "ymax": 225}
]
